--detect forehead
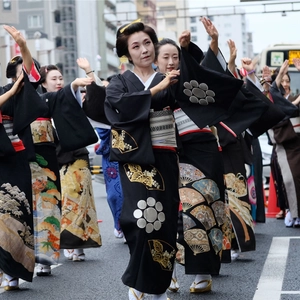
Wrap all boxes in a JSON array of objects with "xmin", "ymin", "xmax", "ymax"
[
  {"xmin": 128, "ymin": 31, "xmax": 151, "ymax": 45},
  {"xmin": 158, "ymin": 43, "xmax": 179, "ymax": 55},
  {"xmin": 282, "ymin": 74, "xmax": 290, "ymax": 80},
  {"xmin": 47, "ymin": 70, "xmax": 63, "ymax": 77}
]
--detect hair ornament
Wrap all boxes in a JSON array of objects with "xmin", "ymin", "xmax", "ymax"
[
  {"xmin": 119, "ymin": 55, "xmax": 128, "ymax": 69},
  {"xmin": 119, "ymin": 18, "xmax": 141, "ymax": 34}
]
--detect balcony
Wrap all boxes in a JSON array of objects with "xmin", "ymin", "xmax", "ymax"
[
  {"xmin": 106, "ymin": 51, "xmax": 119, "ymax": 68},
  {"xmin": 105, "ymin": 29, "xmax": 116, "ymax": 47},
  {"xmin": 104, "ymin": 7, "xmax": 116, "ymax": 24}
]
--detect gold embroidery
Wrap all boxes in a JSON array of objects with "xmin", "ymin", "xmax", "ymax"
[
  {"xmin": 111, "ymin": 129, "xmax": 138, "ymax": 153},
  {"xmin": 149, "ymin": 239, "xmax": 175, "ymax": 271},
  {"xmin": 124, "ymin": 163, "xmax": 165, "ymax": 191}
]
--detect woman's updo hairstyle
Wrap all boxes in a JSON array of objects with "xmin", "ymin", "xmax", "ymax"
[
  {"xmin": 155, "ymin": 38, "xmax": 181, "ymax": 61},
  {"xmin": 116, "ymin": 22, "xmax": 158, "ymax": 59}
]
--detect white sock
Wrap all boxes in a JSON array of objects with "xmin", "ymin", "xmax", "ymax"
[
  {"xmin": 151, "ymin": 292, "xmax": 168, "ymax": 300},
  {"xmin": 191, "ymin": 274, "xmax": 211, "ymax": 288},
  {"xmin": 128, "ymin": 288, "xmax": 144, "ymax": 300}
]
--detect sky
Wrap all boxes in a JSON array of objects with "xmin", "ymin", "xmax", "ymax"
[{"xmin": 187, "ymin": 0, "xmax": 300, "ymax": 54}]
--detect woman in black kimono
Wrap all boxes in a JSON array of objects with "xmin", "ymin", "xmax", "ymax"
[
  {"xmin": 154, "ymin": 37, "xmax": 228, "ymax": 294},
  {"xmin": 105, "ymin": 21, "xmax": 180, "ymax": 300},
  {"xmin": 0, "ymin": 25, "xmax": 48, "ymax": 291}
]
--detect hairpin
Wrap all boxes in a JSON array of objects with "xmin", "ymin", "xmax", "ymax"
[
  {"xmin": 119, "ymin": 56, "xmax": 128, "ymax": 69},
  {"xmin": 119, "ymin": 18, "xmax": 141, "ymax": 34}
]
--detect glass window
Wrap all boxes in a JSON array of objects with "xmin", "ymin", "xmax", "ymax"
[{"xmin": 28, "ymin": 15, "xmax": 43, "ymax": 28}]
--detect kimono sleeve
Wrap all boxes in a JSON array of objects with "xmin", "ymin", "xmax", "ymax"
[
  {"xmin": 13, "ymin": 71, "xmax": 48, "ymax": 135},
  {"xmin": 104, "ymin": 73, "xmax": 155, "ymax": 164},
  {"xmin": 45, "ymin": 84, "xmax": 98, "ymax": 151}
]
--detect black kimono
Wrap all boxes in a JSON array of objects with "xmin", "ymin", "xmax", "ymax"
[
  {"xmin": 0, "ymin": 74, "xmax": 48, "ymax": 282},
  {"xmin": 105, "ymin": 70, "xmax": 180, "ymax": 294}
]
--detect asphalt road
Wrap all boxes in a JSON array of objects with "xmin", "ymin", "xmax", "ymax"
[{"xmin": 1, "ymin": 179, "xmax": 300, "ymax": 300}]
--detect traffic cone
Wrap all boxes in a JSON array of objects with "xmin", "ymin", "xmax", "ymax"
[{"xmin": 266, "ymin": 172, "xmax": 280, "ymax": 218}]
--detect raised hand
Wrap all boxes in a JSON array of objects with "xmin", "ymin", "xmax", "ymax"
[
  {"xmin": 3, "ymin": 25, "xmax": 26, "ymax": 48},
  {"xmin": 262, "ymin": 65, "xmax": 271, "ymax": 78},
  {"xmin": 293, "ymin": 58, "xmax": 300, "ymax": 71},
  {"xmin": 77, "ymin": 57, "xmax": 91, "ymax": 72},
  {"xmin": 179, "ymin": 30, "xmax": 191, "ymax": 49},
  {"xmin": 200, "ymin": 17, "xmax": 218, "ymax": 41},
  {"xmin": 241, "ymin": 57, "xmax": 256, "ymax": 73},
  {"xmin": 228, "ymin": 39, "xmax": 237, "ymax": 63}
]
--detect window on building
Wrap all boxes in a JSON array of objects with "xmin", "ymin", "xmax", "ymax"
[
  {"xmin": 191, "ymin": 36, "xmax": 197, "ymax": 42},
  {"xmin": 28, "ymin": 15, "xmax": 43, "ymax": 28},
  {"xmin": 207, "ymin": 15, "xmax": 214, "ymax": 21},
  {"xmin": 190, "ymin": 16, "xmax": 196, "ymax": 23},
  {"xmin": 191, "ymin": 26, "xmax": 197, "ymax": 33},
  {"xmin": 54, "ymin": 10, "xmax": 60, "ymax": 23},
  {"xmin": 143, "ymin": 0, "xmax": 148, "ymax": 7},
  {"xmin": 166, "ymin": 18, "xmax": 176, "ymax": 26},
  {"xmin": 3, "ymin": 0, "xmax": 11, "ymax": 10}
]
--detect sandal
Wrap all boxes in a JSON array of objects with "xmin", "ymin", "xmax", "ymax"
[
  {"xmin": 2, "ymin": 276, "xmax": 19, "ymax": 291},
  {"xmin": 168, "ymin": 277, "xmax": 179, "ymax": 292},
  {"xmin": 190, "ymin": 279, "xmax": 212, "ymax": 293},
  {"xmin": 276, "ymin": 210, "xmax": 285, "ymax": 219}
]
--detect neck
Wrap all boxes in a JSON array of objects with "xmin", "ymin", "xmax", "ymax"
[{"xmin": 133, "ymin": 66, "xmax": 155, "ymax": 82}]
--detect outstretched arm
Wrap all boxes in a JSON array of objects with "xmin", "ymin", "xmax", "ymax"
[
  {"xmin": 4, "ymin": 25, "xmax": 33, "ymax": 75},
  {"xmin": 71, "ymin": 77, "xmax": 93, "ymax": 93},
  {"xmin": 0, "ymin": 73, "xmax": 24, "ymax": 107}
]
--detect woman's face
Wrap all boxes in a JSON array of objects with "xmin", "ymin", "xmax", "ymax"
[
  {"xmin": 155, "ymin": 44, "xmax": 179, "ymax": 74},
  {"xmin": 12, "ymin": 64, "xmax": 23, "ymax": 82},
  {"xmin": 281, "ymin": 74, "xmax": 290, "ymax": 95},
  {"xmin": 42, "ymin": 70, "xmax": 64, "ymax": 92},
  {"xmin": 127, "ymin": 31, "xmax": 155, "ymax": 68}
]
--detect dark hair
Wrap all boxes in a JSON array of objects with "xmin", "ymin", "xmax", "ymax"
[
  {"xmin": 155, "ymin": 38, "xmax": 181, "ymax": 61},
  {"xmin": 6, "ymin": 55, "xmax": 23, "ymax": 79},
  {"xmin": 7, "ymin": 56, "xmax": 41, "ymax": 80},
  {"xmin": 39, "ymin": 64, "xmax": 62, "ymax": 93},
  {"xmin": 116, "ymin": 22, "xmax": 158, "ymax": 62}
]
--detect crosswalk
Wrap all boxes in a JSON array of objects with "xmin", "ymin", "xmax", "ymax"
[{"xmin": 253, "ymin": 237, "xmax": 300, "ymax": 300}]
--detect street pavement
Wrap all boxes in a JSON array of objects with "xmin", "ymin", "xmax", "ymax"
[{"xmin": 1, "ymin": 179, "xmax": 300, "ymax": 300}]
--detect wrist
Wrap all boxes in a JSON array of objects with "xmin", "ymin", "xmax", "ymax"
[
  {"xmin": 247, "ymin": 69, "xmax": 255, "ymax": 75},
  {"xmin": 86, "ymin": 70, "xmax": 94, "ymax": 75}
]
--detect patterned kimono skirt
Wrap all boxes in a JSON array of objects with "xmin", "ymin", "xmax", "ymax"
[
  {"xmin": 59, "ymin": 154, "xmax": 101, "ymax": 249},
  {"xmin": 176, "ymin": 132, "xmax": 229, "ymax": 275},
  {"xmin": 31, "ymin": 143, "xmax": 61, "ymax": 266},
  {"xmin": 222, "ymin": 137, "xmax": 256, "ymax": 252},
  {"xmin": 0, "ymin": 150, "xmax": 35, "ymax": 282},
  {"xmin": 119, "ymin": 150, "xmax": 180, "ymax": 294}
]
